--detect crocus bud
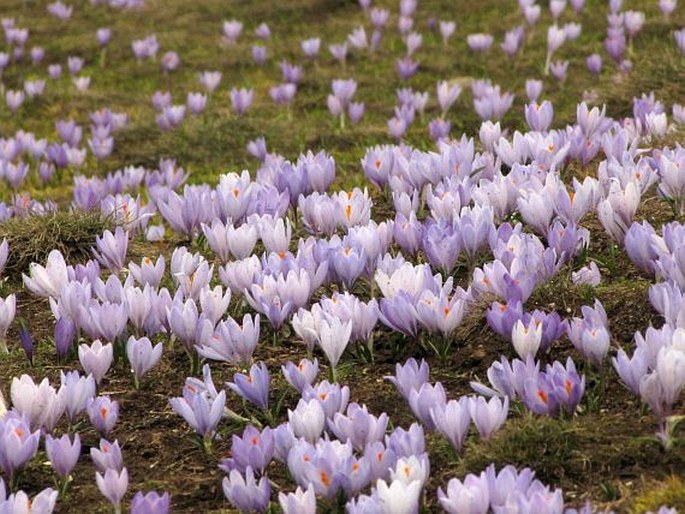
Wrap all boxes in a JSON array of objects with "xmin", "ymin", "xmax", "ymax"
[{"xmin": 55, "ymin": 317, "xmax": 76, "ymax": 359}]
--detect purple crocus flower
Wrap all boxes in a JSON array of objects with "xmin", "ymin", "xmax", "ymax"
[
  {"xmin": 438, "ymin": 474, "xmax": 489, "ymax": 514},
  {"xmin": 227, "ymin": 362, "xmax": 270, "ymax": 410},
  {"xmin": 169, "ymin": 386, "xmax": 225, "ymax": 439},
  {"xmin": 45, "ymin": 433, "xmax": 81, "ymax": 479},
  {"xmin": 93, "ymin": 227, "xmax": 129, "ymax": 273},
  {"xmin": 160, "ymin": 51, "xmax": 180, "ymax": 73},
  {"xmin": 467, "ymin": 33, "xmax": 493, "ymax": 52},
  {"xmin": 187, "ymin": 92, "xmax": 207, "ymax": 115},
  {"xmin": 0, "ymin": 294, "xmax": 17, "ymax": 353},
  {"xmin": 87, "ymin": 395, "xmax": 119, "ymax": 435},
  {"xmin": 130, "ymin": 491, "xmax": 171, "ymax": 514},
  {"xmin": 0, "ymin": 414, "xmax": 40, "ymax": 480},
  {"xmin": 78, "ymin": 340, "xmax": 113, "ymax": 385},
  {"xmin": 431, "ymin": 397, "xmax": 471, "ymax": 454},
  {"xmin": 288, "ymin": 398, "xmax": 326, "ymax": 443},
  {"xmin": 468, "ymin": 395, "xmax": 509, "ymax": 439},
  {"xmin": 385, "ymin": 358, "xmax": 429, "ymax": 402},
  {"xmin": 199, "ymin": 71, "xmax": 222, "ymax": 93},
  {"xmin": 301, "ymin": 37, "xmax": 321, "ymax": 60},
  {"xmin": 96, "ymin": 467, "xmax": 129, "ymax": 511},
  {"xmin": 279, "ymin": 486, "xmax": 316, "ymax": 514},
  {"xmin": 230, "ymin": 88, "xmax": 254, "ymax": 116},
  {"xmin": 252, "ymin": 45, "xmax": 267, "ymax": 64},
  {"xmin": 97, "ymin": 28, "xmax": 111, "ymax": 47},
  {"xmin": 282, "ymin": 358, "xmax": 319, "ymax": 393},
  {"xmin": 222, "ymin": 467, "xmax": 270, "ymax": 513},
  {"xmin": 126, "ymin": 336, "xmax": 163, "ymax": 386},
  {"xmin": 396, "ymin": 57, "xmax": 419, "ymax": 80},
  {"xmin": 408, "ymin": 382, "xmax": 447, "ymax": 430},
  {"xmin": 586, "ymin": 53, "xmax": 602, "ymax": 76},
  {"xmin": 222, "ymin": 425, "xmax": 274, "ymax": 475},
  {"xmin": 90, "ymin": 438, "xmax": 124, "ymax": 473},
  {"xmin": 222, "ymin": 20, "xmax": 243, "ymax": 44},
  {"xmin": 302, "ymin": 380, "xmax": 350, "ymax": 419},
  {"xmin": 524, "ymin": 101, "xmax": 553, "ymax": 132},
  {"xmin": 60, "ymin": 370, "xmax": 96, "ymax": 423},
  {"xmin": 329, "ymin": 403, "xmax": 388, "ymax": 452}
]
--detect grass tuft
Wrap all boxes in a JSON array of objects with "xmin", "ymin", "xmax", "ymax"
[
  {"xmin": 0, "ymin": 211, "xmax": 112, "ymax": 278},
  {"xmin": 631, "ymin": 476, "xmax": 685, "ymax": 513}
]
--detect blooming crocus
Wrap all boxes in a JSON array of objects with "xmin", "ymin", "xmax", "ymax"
[
  {"xmin": 224, "ymin": 425, "xmax": 274, "ymax": 474},
  {"xmin": 96, "ymin": 467, "xmax": 128, "ymax": 512},
  {"xmin": 385, "ymin": 358, "xmax": 429, "ymax": 401},
  {"xmin": 467, "ymin": 33, "xmax": 493, "ymax": 52},
  {"xmin": 279, "ymin": 485, "xmax": 316, "ymax": 514},
  {"xmin": 408, "ymin": 382, "xmax": 447, "ymax": 430},
  {"xmin": 87, "ymin": 395, "xmax": 119, "ymax": 435},
  {"xmin": 79, "ymin": 340, "xmax": 113, "ymax": 385},
  {"xmin": 45, "ymin": 433, "xmax": 81, "ymax": 479},
  {"xmin": 282, "ymin": 358, "xmax": 319, "ymax": 393},
  {"xmin": 468, "ymin": 395, "xmax": 509, "ymax": 439},
  {"xmin": 90, "ymin": 438, "xmax": 124, "ymax": 473},
  {"xmin": 329, "ymin": 403, "xmax": 388, "ymax": 451},
  {"xmin": 169, "ymin": 388, "xmax": 225, "ymax": 441},
  {"xmin": 60, "ymin": 371, "xmax": 96, "ymax": 423},
  {"xmin": 430, "ymin": 397, "xmax": 472, "ymax": 454},
  {"xmin": 227, "ymin": 362, "xmax": 269, "ymax": 410},
  {"xmin": 0, "ymin": 414, "xmax": 40, "ymax": 480},
  {"xmin": 97, "ymin": 28, "xmax": 111, "ymax": 47},
  {"xmin": 222, "ymin": 20, "xmax": 243, "ymax": 44},
  {"xmin": 93, "ymin": 227, "xmax": 129, "ymax": 273},
  {"xmin": 511, "ymin": 319, "xmax": 543, "ymax": 359},
  {"xmin": 438, "ymin": 474, "xmax": 489, "ymax": 514},
  {"xmin": 0, "ymin": 294, "xmax": 16, "ymax": 353},
  {"xmin": 223, "ymin": 467, "xmax": 270, "ymax": 513},
  {"xmin": 230, "ymin": 88, "xmax": 254, "ymax": 116},
  {"xmin": 126, "ymin": 336, "xmax": 163, "ymax": 387},
  {"xmin": 199, "ymin": 71, "xmax": 222, "ymax": 92},
  {"xmin": 130, "ymin": 491, "xmax": 171, "ymax": 514},
  {"xmin": 1, "ymin": 488, "xmax": 58, "ymax": 512},
  {"xmin": 187, "ymin": 92, "xmax": 207, "ymax": 115},
  {"xmin": 316, "ymin": 316, "xmax": 352, "ymax": 379},
  {"xmin": 288, "ymin": 398, "xmax": 325, "ymax": 443}
]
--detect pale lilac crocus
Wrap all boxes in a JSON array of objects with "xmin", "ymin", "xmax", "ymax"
[
  {"xmin": 96, "ymin": 467, "xmax": 129, "ymax": 512},
  {"xmin": 79, "ymin": 340, "xmax": 113, "ymax": 385},
  {"xmin": 126, "ymin": 336, "xmax": 163, "ymax": 387}
]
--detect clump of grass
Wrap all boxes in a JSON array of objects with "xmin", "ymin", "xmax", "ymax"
[
  {"xmin": 456, "ymin": 415, "xmax": 581, "ymax": 485},
  {"xmin": 0, "ymin": 211, "xmax": 112, "ymax": 278},
  {"xmin": 631, "ymin": 476, "xmax": 685, "ymax": 513}
]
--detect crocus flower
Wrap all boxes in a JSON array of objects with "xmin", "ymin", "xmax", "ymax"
[
  {"xmin": 385, "ymin": 358, "xmax": 430, "ymax": 401},
  {"xmin": 79, "ymin": 340, "xmax": 113, "ymax": 385},
  {"xmin": 282, "ymin": 358, "xmax": 319, "ymax": 393},
  {"xmin": 279, "ymin": 485, "xmax": 316, "ymax": 514},
  {"xmin": 126, "ymin": 336, "xmax": 163, "ymax": 387},
  {"xmin": 0, "ymin": 294, "xmax": 16, "ymax": 353},
  {"xmin": 130, "ymin": 491, "xmax": 171, "ymax": 514},
  {"xmin": 223, "ymin": 425, "xmax": 274, "ymax": 475},
  {"xmin": 408, "ymin": 382, "xmax": 447, "ymax": 430},
  {"xmin": 329, "ymin": 403, "xmax": 388, "ymax": 451},
  {"xmin": 60, "ymin": 371, "xmax": 96, "ymax": 422},
  {"xmin": 430, "ymin": 397, "xmax": 472, "ymax": 454},
  {"xmin": 222, "ymin": 467, "xmax": 270, "ymax": 513},
  {"xmin": 90, "ymin": 438, "xmax": 124, "ymax": 473},
  {"xmin": 0, "ymin": 488, "xmax": 58, "ymax": 513},
  {"xmin": 227, "ymin": 363, "xmax": 270, "ymax": 410},
  {"xmin": 511, "ymin": 319, "xmax": 543, "ymax": 359},
  {"xmin": 288, "ymin": 398, "xmax": 325, "ymax": 443},
  {"xmin": 96, "ymin": 467, "xmax": 128, "ymax": 511},
  {"xmin": 0, "ymin": 414, "xmax": 40, "ymax": 480},
  {"xmin": 87, "ymin": 395, "xmax": 119, "ymax": 435},
  {"xmin": 438, "ymin": 474, "xmax": 490, "ymax": 514},
  {"xmin": 468, "ymin": 395, "xmax": 509, "ymax": 439},
  {"xmin": 93, "ymin": 227, "xmax": 129, "ymax": 273},
  {"xmin": 45, "ymin": 433, "xmax": 81, "ymax": 479},
  {"xmin": 169, "ymin": 388, "xmax": 225, "ymax": 439}
]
